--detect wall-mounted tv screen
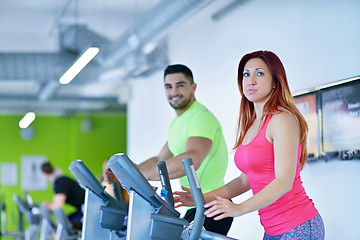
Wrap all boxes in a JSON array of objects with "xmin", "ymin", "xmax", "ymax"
[
  {"xmin": 294, "ymin": 93, "xmax": 319, "ymax": 158},
  {"xmin": 321, "ymin": 80, "xmax": 360, "ymax": 153}
]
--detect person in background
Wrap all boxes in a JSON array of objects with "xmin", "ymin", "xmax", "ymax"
[
  {"xmin": 105, "ymin": 64, "xmax": 233, "ymax": 236},
  {"xmin": 101, "ymin": 159, "xmax": 129, "ymax": 208},
  {"xmin": 174, "ymin": 51, "xmax": 325, "ymax": 240},
  {"xmin": 41, "ymin": 162, "xmax": 85, "ymax": 229}
]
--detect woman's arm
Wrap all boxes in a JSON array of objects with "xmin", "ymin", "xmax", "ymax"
[
  {"xmin": 205, "ymin": 111, "xmax": 300, "ymax": 220},
  {"xmin": 204, "ymin": 173, "xmax": 251, "ymax": 202},
  {"xmin": 173, "ymin": 172, "xmax": 250, "ymax": 208}
]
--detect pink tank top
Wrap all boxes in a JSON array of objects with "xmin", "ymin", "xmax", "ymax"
[{"xmin": 234, "ymin": 114, "xmax": 318, "ymax": 236}]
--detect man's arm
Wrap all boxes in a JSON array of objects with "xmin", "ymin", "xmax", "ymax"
[
  {"xmin": 103, "ymin": 143, "xmax": 174, "ymax": 184},
  {"xmin": 139, "ymin": 137, "xmax": 212, "ymax": 180},
  {"xmin": 45, "ymin": 193, "xmax": 67, "ymax": 209},
  {"xmin": 138, "ymin": 142, "xmax": 173, "ymax": 179}
]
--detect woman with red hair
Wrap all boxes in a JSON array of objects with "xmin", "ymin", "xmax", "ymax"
[{"xmin": 174, "ymin": 51, "xmax": 325, "ymax": 239}]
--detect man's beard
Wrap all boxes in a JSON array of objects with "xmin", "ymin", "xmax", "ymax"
[{"xmin": 169, "ymin": 97, "xmax": 191, "ymax": 110}]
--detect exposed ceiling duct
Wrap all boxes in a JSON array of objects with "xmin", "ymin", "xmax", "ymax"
[
  {"xmin": 0, "ymin": 52, "xmax": 102, "ymax": 83},
  {"xmin": 211, "ymin": 0, "xmax": 249, "ymax": 21},
  {"xmin": 44, "ymin": 0, "xmax": 215, "ymax": 101},
  {"xmin": 0, "ymin": 52, "xmax": 102, "ymax": 102},
  {"xmin": 0, "ymin": 52, "xmax": 80, "ymax": 81},
  {"xmin": 60, "ymin": 0, "xmax": 216, "ymax": 67},
  {"xmin": 59, "ymin": 24, "xmax": 111, "ymax": 66},
  {"xmin": 0, "ymin": 97, "xmax": 124, "ymax": 116}
]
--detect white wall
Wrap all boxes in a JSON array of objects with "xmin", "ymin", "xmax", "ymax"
[{"xmin": 127, "ymin": 0, "xmax": 360, "ymax": 239}]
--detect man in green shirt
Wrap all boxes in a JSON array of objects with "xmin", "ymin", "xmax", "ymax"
[{"xmin": 138, "ymin": 64, "xmax": 233, "ymax": 235}]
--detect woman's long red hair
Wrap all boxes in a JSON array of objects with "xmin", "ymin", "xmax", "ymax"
[{"xmin": 234, "ymin": 50, "xmax": 309, "ymax": 169}]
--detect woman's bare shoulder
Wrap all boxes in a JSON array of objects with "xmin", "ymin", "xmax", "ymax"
[{"xmin": 269, "ymin": 107, "xmax": 299, "ymax": 129}]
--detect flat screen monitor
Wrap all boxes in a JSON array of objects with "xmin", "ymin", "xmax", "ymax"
[
  {"xmin": 294, "ymin": 93, "xmax": 320, "ymax": 158},
  {"xmin": 321, "ymin": 80, "xmax": 360, "ymax": 152}
]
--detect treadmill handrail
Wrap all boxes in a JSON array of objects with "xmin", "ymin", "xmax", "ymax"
[
  {"xmin": 157, "ymin": 161, "xmax": 175, "ymax": 207},
  {"xmin": 182, "ymin": 158, "xmax": 206, "ymax": 240},
  {"xmin": 183, "ymin": 158, "xmax": 239, "ymax": 240}
]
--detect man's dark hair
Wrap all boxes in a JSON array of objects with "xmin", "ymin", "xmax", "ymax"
[
  {"xmin": 41, "ymin": 162, "xmax": 54, "ymax": 174},
  {"xmin": 164, "ymin": 64, "xmax": 194, "ymax": 83}
]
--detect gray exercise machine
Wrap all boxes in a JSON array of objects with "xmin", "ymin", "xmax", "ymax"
[
  {"xmin": 38, "ymin": 204, "xmax": 56, "ymax": 240},
  {"xmin": 0, "ymin": 196, "xmax": 24, "ymax": 240},
  {"xmin": 108, "ymin": 153, "xmax": 188, "ymax": 240},
  {"xmin": 13, "ymin": 194, "xmax": 41, "ymax": 240},
  {"xmin": 157, "ymin": 161, "xmax": 175, "ymax": 207},
  {"xmin": 107, "ymin": 153, "xmax": 237, "ymax": 240},
  {"xmin": 68, "ymin": 160, "xmax": 127, "ymax": 240},
  {"xmin": 21, "ymin": 193, "xmax": 73, "ymax": 240},
  {"xmin": 22, "ymin": 193, "xmax": 55, "ymax": 240},
  {"xmin": 52, "ymin": 208, "xmax": 80, "ymax": 240},
  {"xmin": 181, "ymin": 158, "xmax": 238, "ymax": 240}
]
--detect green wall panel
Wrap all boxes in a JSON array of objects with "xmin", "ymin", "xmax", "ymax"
[{"xmin": 0, "ymin": 113, "xmax": 126, "ymax": 236}]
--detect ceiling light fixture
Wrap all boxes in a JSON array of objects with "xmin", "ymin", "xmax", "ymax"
[
  {"xmin": 59, "ymin": 47, "xmax": 99, "ymax": 84},
  {"xmin": 19, "ymin": 112, "xmax": 36, "ymax": 129}
]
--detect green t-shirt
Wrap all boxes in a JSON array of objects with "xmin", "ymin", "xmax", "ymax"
[{"xmin": 168, "ymin": 101, "xmax": 228, "ymax": 194}]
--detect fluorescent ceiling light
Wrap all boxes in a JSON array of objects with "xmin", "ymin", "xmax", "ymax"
[
  {"xmin": 59, "ymin": 47, "xmax": 99, "ymax": 85},
  {"xmin": 19, "ymin": 112, "xmax": 36, "ymax": 129}
]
